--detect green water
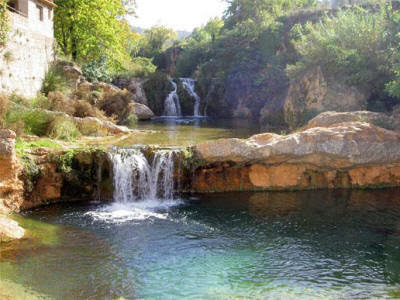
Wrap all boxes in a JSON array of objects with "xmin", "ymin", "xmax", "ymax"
[
  {"xmin": 90, "ymin": 118, "xmax": 260, "ymax": 147},
  {"xmin": 2, "ymin": 189, "xmax": 400, "ymax": 299}
]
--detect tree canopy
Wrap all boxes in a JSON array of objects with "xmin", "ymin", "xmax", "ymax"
[{"xmin": 54, "ymin": 0, "xmax": 135, "ymax": 69}]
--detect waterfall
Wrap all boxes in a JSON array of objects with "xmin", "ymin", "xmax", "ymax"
[
  {"xmin": 109, "ymin": 148, "xmax": 177, "ymax": 202},
  {"xmin": 163, "ymin": 80, "xmax": 182, "ymax": 117},
  {"xmin": 180, "ymin": 78, "xmax": 201, "ymax": 117}
]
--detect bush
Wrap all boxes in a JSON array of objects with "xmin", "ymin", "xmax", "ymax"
[
  {"xmin": 98, "ymin": 89, "xmax": 133, "ymax": 123},
  {"xmin": 22, "ymin": 111, "xmax": 53, "ymax": 136},
  {"xmin": 42, "ymin": 65, "xmax": 69, "ymax": 96},
  {"xmin": 113, "ymin": 57, "xmax": 156, "ymax": 79},
  {"xmin": 288, "ymin": 8, "xmax": 390, "ymax": 93},
  {"xmin": 73, "ymin": 100, "xmax": 106, "ymax": 120},
  {"xmin": 82, "ymin": 56, "xmax": 113, "ymax": 83},
  {"xmin": 124, "ymin": 114, "xmax": 138, "ymax": 129},
  {"xmin": 47, "ymin": 116, "xmax": 80, "ymax": 141}
]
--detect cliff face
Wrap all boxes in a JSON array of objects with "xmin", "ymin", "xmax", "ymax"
[
  {"xmin": 192, "ymin": 120, "xmax": 400, "ymax": 192},
  {"xmin": 282, "ymin": 67, "xmax": 367, "ymax": 130}
]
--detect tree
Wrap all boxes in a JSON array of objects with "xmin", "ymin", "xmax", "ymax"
[
  {"xmin": 54, "ymin": 0, "xmax": 135, "ymax": 69},
  {"xmin": 0, "ymin": 0, "xmax": 9, "ymax": 46},
  {"xmin": 137, "ymin": 26, "xmax": 177, "ymax": 58}
]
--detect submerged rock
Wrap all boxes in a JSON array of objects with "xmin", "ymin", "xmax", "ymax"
[
  {"xmin": 0, "ymin": 215, "xmax": 24, "ymax": 241},
  {"xmin": 192, "ymin": 121, "xmax": 400, "ymax": 191}
]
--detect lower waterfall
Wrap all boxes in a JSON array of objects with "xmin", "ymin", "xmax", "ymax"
[{"xmin": 109, "ymin": 148, "xmax": 177, "ymax": 202}]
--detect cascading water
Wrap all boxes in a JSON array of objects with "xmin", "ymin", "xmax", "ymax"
[
  {"xmin": 180, "ymin": 78, "xmax": 201, "ymax": 117},
  {"xmin": 109, "ymin": 148, "xmax": 177, "ymax": 202},
  {"xmin": 163, "ymin": 80, "xmax": 182, "ymax": 117}
]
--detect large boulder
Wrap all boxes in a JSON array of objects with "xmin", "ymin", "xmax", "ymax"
[
  {"xmin": 283, "ymin": 66, "xmax": 367, "ymax": 129},
  {"xmin": 192, "ymin": 122, "xmax": 400, "ymax": 192},
  {"xmin": 132, "ymin": 103, "xmax": 154, "ymax": 120},
  {"xmin": 0, "ymin": 215, "xmax": 24, "ymax": 242},
  {"xmin": 305, "ymin": 111, "xmax": 396, "ymax": 131}
]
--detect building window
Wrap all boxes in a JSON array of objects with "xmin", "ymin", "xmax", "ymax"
[
  {"xmin": 48, "ymin": 8, "xmax": 52, "ymax": 19},
  {"xmin": 37, "ymin": 5, "xmax": 43, "ymax": 21},
  {"xmin": 7, "ymin": 0, "xmax": 18, "ymax": 12}
]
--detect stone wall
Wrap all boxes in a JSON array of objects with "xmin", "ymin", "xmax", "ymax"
[{"xmin": 0, "ymin": 9, "xmax": 55, "ymax": 98}]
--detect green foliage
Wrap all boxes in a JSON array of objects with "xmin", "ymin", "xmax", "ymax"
[
  {"xmin": 124, "ymin": 114, "xmax": 138, "ymax": 129},
  {"xmin": 136, "ymin": 26, "xmax": 177, "ymax": 58},
  {"xmin": 0, "ymin": 0, "xmax": 9, "ymax": 46},
  {"xmin": 113, "ymin": 57, "xmax": 156, "ymax": 79},
  {"xmin": 47, "ymin": 116, "xmax": 81, "ymax": 141},
  {"xmin": 54, "ymin": 0, "xmax": 133, "ymax": 70},
  {"xmin": 289, "ymin": 7, "xmax": 389, "ymax": 88},
  {"xmin": 21, "ymin": 111, "xmax": 53, "ymax": 136},
  {"xmin": 42, "ymin": 65, "xmax": 70, "ymax": 95},
  {"xmin": 82, "ymin": 56, "xmax": 114, "ymax": 83},
  {"xmin": 143, "ymin": 72, "xmax": 173, "ymax": 115}
]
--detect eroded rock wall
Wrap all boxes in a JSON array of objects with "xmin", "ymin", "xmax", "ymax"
[{"xmin": 191, "ymin": 121, "xmax": 400, "ymax": 192}]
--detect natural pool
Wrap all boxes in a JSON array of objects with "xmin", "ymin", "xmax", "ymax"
[
  {"xmin": 2, "ymin": 189, "xmax": 400, "ymax": 299},
  {"xmin": 85, "ymin": 117, "xmax": 261, "ymax": 148}
]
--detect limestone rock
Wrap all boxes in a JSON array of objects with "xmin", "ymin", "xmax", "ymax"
[
  {"xmin": 113, "ymin": 78, "xmax": 149, "ymax": 105},
  {"xmin": 195, "ymin": 122, "xmax": 400, "ymax": 167},
  {"xmin": 0, "ymin": 215, "xmax": 25, "ymax": 241},
  {"xmin": 0, "ymin": 130, "xmax": 24, "ymax": 212},
  {"xmin": 192, "ymin": 122, "xmax": 400, "ymax": 191},
  {"xmin": 305, "ymin": 111, "xmax": 394, "ymax": 130},
  {"xmin": 132, "ymin": 103, "xmax": 154, "ymax": 120},
  {"xmin": 283, "ymin": 66, "xmax": 367, "ymax": 129},
  {"xmin": 73, "ymin": 116, "xmax": 133, "ymax": 136}
]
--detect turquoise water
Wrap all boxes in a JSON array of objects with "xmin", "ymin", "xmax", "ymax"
[{"xmin": 2, "ymin": 189, "xmax": 400, "ymax": 299}]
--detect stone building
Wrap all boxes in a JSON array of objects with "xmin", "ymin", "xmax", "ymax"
[{"xmin": 0, "ymin": 0, "xmax": 56, "ymax": 98}]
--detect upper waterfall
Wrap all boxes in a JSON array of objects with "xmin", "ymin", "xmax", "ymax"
[
  {"xmin": 180, "ymin": 78, "xmax": 201, "ymax": 117},
  {"xmin": 163, "ymin": 80, "xmax": 182, "ymax": 117}
]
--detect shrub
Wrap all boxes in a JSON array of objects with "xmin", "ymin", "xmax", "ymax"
[
  {"xmin": 82, "ymin": 56, "xmax": 113, "ymax": 83},
  {"xmin": 22, "ymin": 111, "xmax": 53, "ymax": 136},
  {"xmin": 113, "ymin": 57, "xmax": 156, "ymax": 79},
  {"xmin": 73, "ymin": 100, "xmax": 106, "ymax": 120},
  {"xmin": 124, "ymin": 114, "xmax": 138, "ymax": 129},
  {"xmin": 47, "ymin": 116, "xmax": 80, "ymax": 141},
  {"xmin": 98, "ymin": 89, "xmax": 133, "ymax": 123},
  {"xmin": 42, "ymin": 66, "xmax": 69, "ymax": 96},
  {"xmin": 48, "ymin": 91, "xmax": 75, "ymax": 115}
]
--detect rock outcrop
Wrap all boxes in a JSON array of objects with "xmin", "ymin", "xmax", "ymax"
[
  {"xmin": 113, "ymin": 77, "xmax": 149, "ymax": 105},
  {"xmin": 192, "ymin": 121, "xmax": 400, "ymax": 192},
  {"xmin": 0, "ymin": 130, "xmax": 24, "ymax": 212},
  {"xmin": 283, "ymin": 67, "xmax": 367, "ymax": 129},
  {"xmin": 0, "ymin": 215, "xmax": 25, "ymax": 242},
  {"xmin": 305, "ymin": 111, "xmax": 396, "ymax": 131}
]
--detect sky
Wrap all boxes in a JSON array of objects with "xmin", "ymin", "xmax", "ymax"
[{"xmin": 131, "ymin": 0, "xmax": 228, "ymax": 32}]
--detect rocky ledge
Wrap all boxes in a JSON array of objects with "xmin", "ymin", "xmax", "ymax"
[{"xmin": 192, "ymin": 117, "xmax": 400, "ymax": 192}]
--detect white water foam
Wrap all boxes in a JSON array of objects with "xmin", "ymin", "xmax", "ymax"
[
  {"xmin": 86, "ymin": 148, "xmax": 182, "ymax": 224},
  {"xmin": 85, "ymin": 202, "xmax": 181, "ymax": 224}
]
